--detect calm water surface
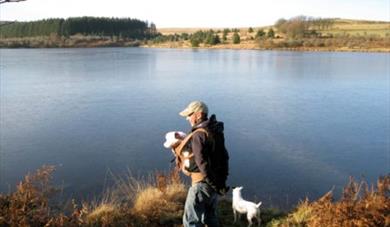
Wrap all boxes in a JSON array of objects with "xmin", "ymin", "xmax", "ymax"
[{"xmin": 1, "ymin": 48, "xmax": 389, "ymax": 208}]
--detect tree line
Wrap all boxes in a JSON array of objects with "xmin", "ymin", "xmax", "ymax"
[
  {"xmin": 151, "ymin": 28, "xmax": 278, "ymax": 47},
  {"xmin": 0, "ymin": 17, "xmax": 158, "ymax": 39},
  {"xmin": 275, "ymin": 16, "xmax": 335, "ymax": 38}
]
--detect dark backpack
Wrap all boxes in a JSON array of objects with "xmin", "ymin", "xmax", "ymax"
[{"xmin": 205, "ymin": 114, "xmax": 229, "ymax": 194}]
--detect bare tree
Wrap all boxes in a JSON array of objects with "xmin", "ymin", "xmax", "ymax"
[{"xmin": 0, "ymin": 0, "xmax": 26, "ymax": 4}]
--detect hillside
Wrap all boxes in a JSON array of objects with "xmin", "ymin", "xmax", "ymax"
[
  {"xmin": 149, "ymin": 18, "xmax": 389, "ymax": 52},
  {"xmin": 319, "ymin": 19, "xmax": 389, "ymax": 37},
  {"xmin": 158, "ymin": 19, "xmax": 389, "ymax": 38}
]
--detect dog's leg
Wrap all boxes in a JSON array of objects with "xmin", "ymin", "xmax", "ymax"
[
  {"xmin": 257, "ymin": 216, "xmax": 261, "ymax": 227},
  {"xmin": 233, "ymin": 209, "xmax": 237, "ymax": 223},
  {"xmin": 247, "ymin": 215, "xmax": 253, "ymax": 227}
]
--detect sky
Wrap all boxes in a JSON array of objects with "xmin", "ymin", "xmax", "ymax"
[{"xmin": 0, "ymin": 0, "xmax": 389, "ymax": 28}]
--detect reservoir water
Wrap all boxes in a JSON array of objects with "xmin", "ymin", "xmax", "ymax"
[{"xmin": 0, "ymin": 48, "xmax": 389, "ymax": 208}]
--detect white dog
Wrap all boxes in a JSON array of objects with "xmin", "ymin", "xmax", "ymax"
[
  {"xmin": 163, "ymin": 131, "xmax": 191, "ymax": 169},
  {"xmin": 163, "ymin": 131, "xmax": 187, "ymax": 150},
  {"xmin": 232, "ymin": 186, "xmax": 262, "ymax": 227}
]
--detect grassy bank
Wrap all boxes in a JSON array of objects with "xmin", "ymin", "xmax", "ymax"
[
  {"xmin": 0, "ymin": 165, "xmax": 388, "ymax": 226},
  {"xmin": 144, "ymin": 38, "xmax": 390, "ymax": 52},
  {"xmin": 2, "ymin": 34, "xmax": 387, "ymax": 52}
]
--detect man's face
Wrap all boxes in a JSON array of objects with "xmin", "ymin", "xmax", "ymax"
[{"xmin": 186, "ymin": 112, "xmax": 201, "ymax": 127}]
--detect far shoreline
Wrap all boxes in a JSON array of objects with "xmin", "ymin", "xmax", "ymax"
[
  {"xmin": 1, "ymin": 43, "xmax": 389, "ymax": 53},
  {"xmin": 141, "ymin": 44, "xmax": 390, "ymax": 53},
  {"xmin": 1, "ymin": 18, "xmax": 389, "ymax": 52}
]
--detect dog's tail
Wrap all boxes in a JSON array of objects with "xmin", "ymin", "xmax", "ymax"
[{"xmin": 256, "ymin": 202, "xmax": 262, "ymax": 208}]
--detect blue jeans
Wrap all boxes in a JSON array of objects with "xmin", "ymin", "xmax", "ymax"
[{"xmin": 183, "ymin": 182, "xmax": 219, "ymax": 227}]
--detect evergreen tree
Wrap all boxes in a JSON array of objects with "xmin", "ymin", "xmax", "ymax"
[
  {"xmin": 203, "ymin": 30, "xmax": 220, "ymax": 45},
  {"xmin": 222, "ymin": 28, "xmax": 229, "ymax": 41},
  {"xmin": 181, "ymin": 33, "xmax": 189, "ymax": 40},
  {"xmin": 232, "ymin": 32, "xmax": 240, "ymax": 44},
  {"xmin": 255, "ymin": 29, "xmax": 265, "ymax": 39},
  {"xmin": 222, "ymin": 33, "xmax": 227, "ymax": 41},
  {"xmin": 190, "ymin": 38, "xmax": 200, "ymax": 47},
  {"xmin": 205, "ymin": 30, "xmax": 214, "ymax": 45},
  {"xmin": 211, "ymin": 34, "xmax": 220, "ymax": 45},
  {"xmin": 0, "ymin": 17, "xmax": 153, "ymax": 39},
  {"xmin": 267, "ymin": 28, "xmax": 275, "ymax": 38}
]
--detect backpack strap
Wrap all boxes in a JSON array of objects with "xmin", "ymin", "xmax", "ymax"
[
  {"xmin": 173, "ymin": 132, "xmax": 193, "ymax": 157},
  {"xmin": 194, "ymin": 127, "xmax": 208, "ymax": 136},
  {"xmin": 174, "ymin": 128, "xmax": 208, "ymax": 156},
  {"xmin": 173, "ymin": 128, "xmax": 209, "ymax": 173}
]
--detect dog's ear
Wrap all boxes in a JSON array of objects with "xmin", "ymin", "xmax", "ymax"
[{"xmin": 239, "ymin": 186, "xmax": 243, "ymax": 190}]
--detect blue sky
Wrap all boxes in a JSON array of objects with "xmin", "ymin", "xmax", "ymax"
[{"xmin": 0, "ymin": 0, "xmax": 389, "ymax": 27}]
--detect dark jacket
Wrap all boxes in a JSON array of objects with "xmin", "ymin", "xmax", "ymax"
[{"xmin": 189, "ymin": 115, "xmax": 225, "ymax": 179}]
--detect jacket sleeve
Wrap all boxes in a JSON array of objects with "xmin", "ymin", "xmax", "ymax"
[{"xmin": 191, "ymin": 131, "xmax": 209, "ymax": 177}]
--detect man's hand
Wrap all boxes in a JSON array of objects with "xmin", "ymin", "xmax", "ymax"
[{"xmin": 204, "ymin": 177, "xmax": 229, "ymax": 195}]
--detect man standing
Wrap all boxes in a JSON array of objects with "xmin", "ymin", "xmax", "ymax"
[{"xmin": 176, "ymin": 101, "xmax": 229, "ymax": 227}]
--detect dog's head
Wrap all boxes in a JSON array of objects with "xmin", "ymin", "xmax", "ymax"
[
  {"xmin": 232, "ymin": 186, "xmax": 243, "ymax": 197},
  {"xmin": 163, "ymin": 131, "xmax": 186, "ymax": 149}
]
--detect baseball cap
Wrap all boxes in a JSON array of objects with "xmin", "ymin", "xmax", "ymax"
[{"xmin": 179, "ymin": 101, "xmax": 208, "ymax": 117}]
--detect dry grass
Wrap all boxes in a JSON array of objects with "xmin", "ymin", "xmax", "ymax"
[
  {"xmin": 86, "ymin": 203, "xmax": 120, "ymax": 224},
  {"xmin": 0, "ymin": 165, "xmax": 56, "ymax": 226},
  {"xmin": 131, "ymin": 171, "xmax": 187, "ymax": 226},
  {"xmin": 1, "ymin": 165, "xmax": 388, "ymax": 226},
  {"xmin": 271, "ymin": 175, "xmax": 390, "ymax": 227},
  {"xmin": 158, "ymin": 19, "xmax": 389, "ymax": 38},
  {"xmin": 326, "ymin": 19, "xmax": 390, "ymax": 37},
  {"xmin": 288, "ymin": 199, "xmax": 313, "ymax": 224},
  {"xmin": 158, "ymin": 27, "xmax": 218, "ymax": 35},
  {"xmin": 157, "ymin": 26, "xmax": 272, "ymax": 36},
  {"xmin": 146, "ymin": 37, "xmax": 390, "ymax": 52},
  {"xmin": 0, "ymin": 166, "xmax": 187, "ymax": 226}
]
